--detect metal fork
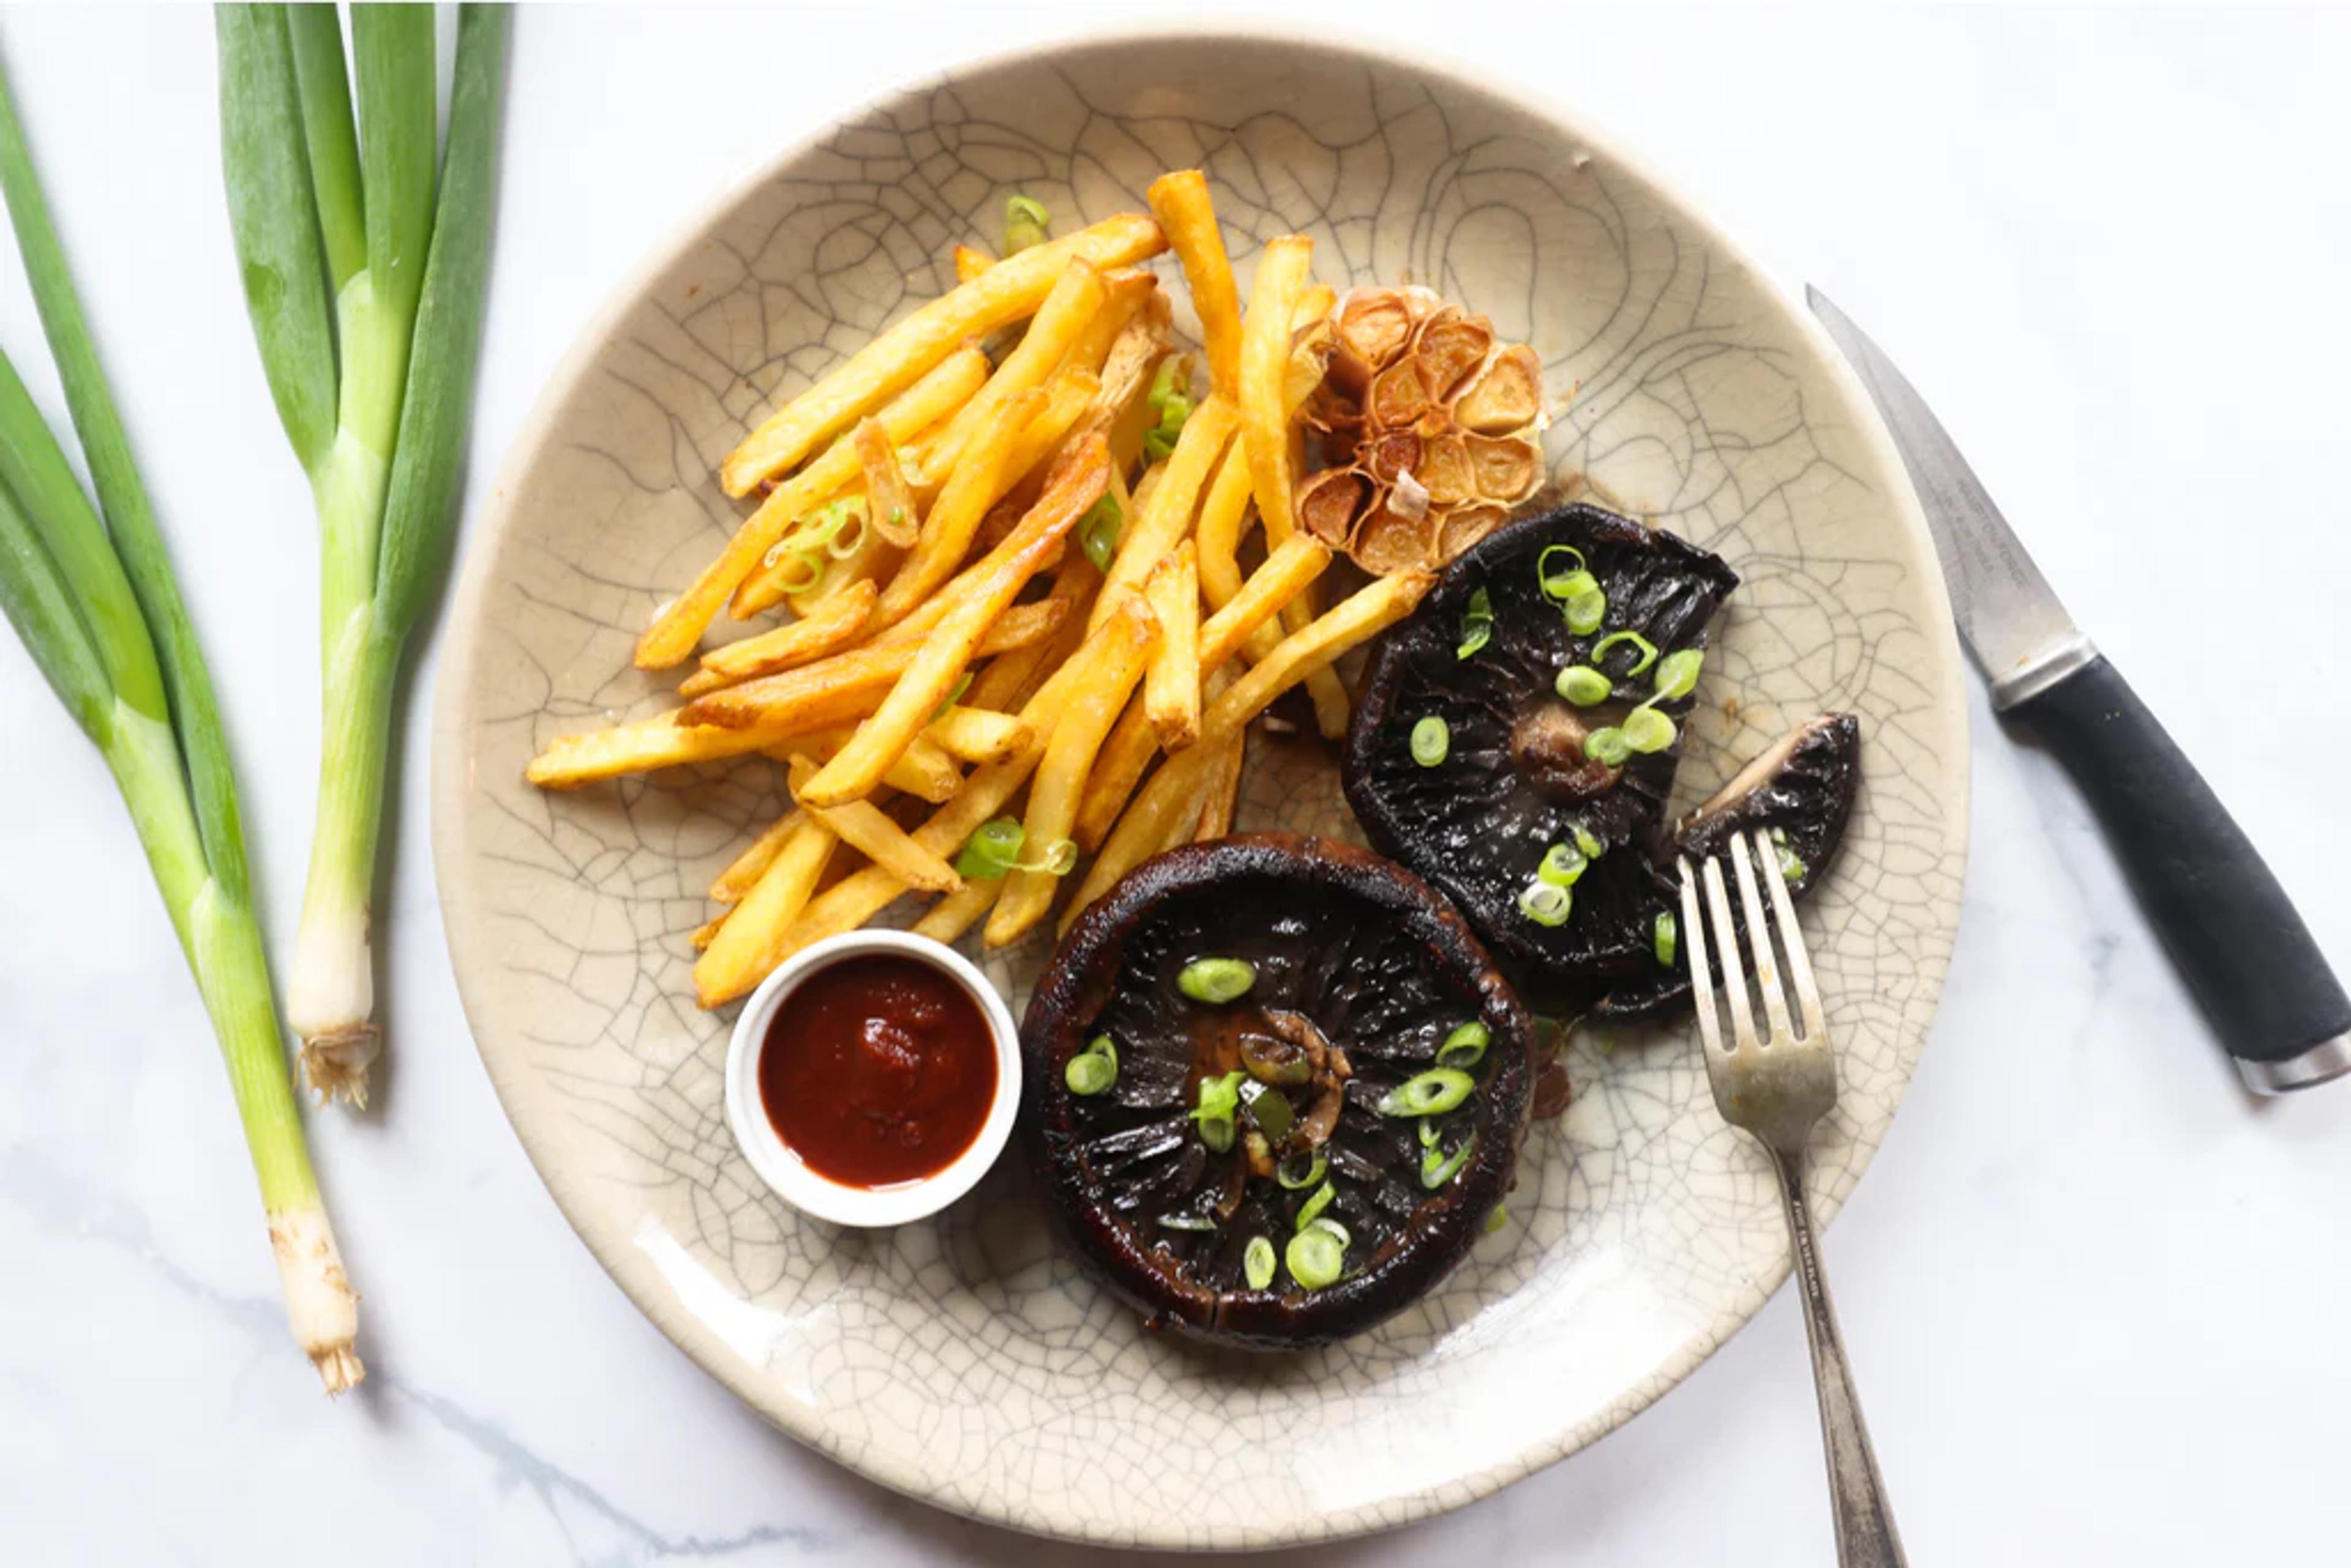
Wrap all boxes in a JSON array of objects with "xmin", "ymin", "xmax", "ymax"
[{"xmin": 1681, "ymin": 830, "xmax": 1908, "ymax": 1567}]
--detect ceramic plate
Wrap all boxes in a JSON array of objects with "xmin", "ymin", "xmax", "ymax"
[{"xmin": 432, "ymin": 24, "xmax": 1968, "ymax": 1549}]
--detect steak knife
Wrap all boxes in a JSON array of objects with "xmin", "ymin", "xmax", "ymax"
[{"xmin": 1809, "ymin": 289, "xmax": 2350, "ymax": 1093}]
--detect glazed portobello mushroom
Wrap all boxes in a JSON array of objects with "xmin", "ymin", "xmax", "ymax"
[
  {"xmin": 1343, "ymin": 503, "xmax": 1860, "ymax": 1019},
  {"xmin": 1022, "ymin": 834, "xmax": 1534, "ymax": 1349}
]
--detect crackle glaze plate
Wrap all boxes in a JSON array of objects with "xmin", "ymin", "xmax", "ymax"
[{"xmin": 432, "ymin": 24, "xmax": 1968, "ymax": 1550}]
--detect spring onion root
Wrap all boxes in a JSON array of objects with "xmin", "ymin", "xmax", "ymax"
[
  {"xmin": 0, "ymin": 58, "xmax": 362, "ymax": 1390},
  {"xmin": 221, "ymin": 4, "xmax": 512, "ymax": 1103}
]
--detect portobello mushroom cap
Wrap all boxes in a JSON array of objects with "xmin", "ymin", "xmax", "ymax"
[
  {"xmin": 1343, "ymin": 503, "xmax": 1861, "ymax": 1021},
  {"xmin": 1022, "ymin": 833, "xmax": 1534, "ymax": 1349}
]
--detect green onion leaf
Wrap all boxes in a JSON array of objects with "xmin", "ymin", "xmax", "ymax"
[
  {"xmin": 1537, "ymin": 842, "xmax": 1586, "ymax": 888},
  {"xmin": 1554, "ymin": 664, "xmax": 1610, "ymax": 706},
  {"xmin": 1591, "ymin": 629, "xmax": 1659, "ymax": 677},
  {"xmin": 1652, "ymin": 647, "xmax": 1704, "ymax": 702},
  {"xmin": 1275, "ymin": 1150, "xmax": 1327, "ymax": 1191},
  {"xmin": 1437, "ymin": 1019, "xmax": 1490, "ymax": 1070},
  {"xmin": 1177, "ymin": 956, "xmax": 1256, "ymax": 1003},
  {"xmin": 1652, "ymin": 910, "xmax": 1678, "ymax": 967},
  {"xmin": 1374, "ymin": 1067, "xmax": 1477, "ymax": 1117},
  {"xmin": 1285, "ymin": 1225, "xmax": 1346, "ymax": 1289},
  {"xmin": 1305, "ymin": 1215, "xmax": 1351, "ymax": 1250},
  {"xmin": 953, "ymin": 816, "xmax": 1026, "ymax": 880},
  {"xmin": 1422, "ymin": 1131, "xmax": 1478, "ymax": 1190},
  {"xmin": 1457, "ymin": 585, "xmax": 1494, "ymax": 659},
  {"xmin": 1295, "ymin": 1179, "xmax": 1337, "ymax": 1230},
  {"xmin": 1243, "ymin": 1236, "xmax": 1277, "ymax": 1290},
  {"xmin": 1079, "ymin": 493, "xmax": 1123, "ymax": 570},
  {"xmin": 1535, "ymin": 544, "xmax": 1588, "ymax": 598},
  {"xmin": 1417, "ymin": 1116, "xmax": 1443, "ymax": 1149},
  {"xmin": 1583, "ymin": 727, "xmax": 1632, "ymax": 767},
  {"xmin": 1142, "ymin": 426, "xmax": 1177, "ymax": 462},
  {"xmin": 1410, "ymin": 715, "xmax": 1449, "ymax": 767},
  {"xmin": 1621, "ymin": 705, "xmax": 1677, "ymax": 754},
  {"xmin": 1518, "ymin": 879, "xmax": 1572, "ymax": 927}
]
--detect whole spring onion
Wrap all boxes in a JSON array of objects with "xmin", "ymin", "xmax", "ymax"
[
  {"xmin": 219, "ymin": 4, "xmax": 512, "ymax": 1105},
  {"xmin": 0, "ymin": 61, "xmax": 362, "ymax": 1389},
  {"xmin": 1177, "ymin": 956, "xmax": 1255, "ymax": 1003},
  {"xmin": 1409, "ymin": 715, "xmax": 1449, "ymax": 767}
]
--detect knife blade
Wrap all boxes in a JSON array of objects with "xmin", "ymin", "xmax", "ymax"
[{"xmin": 1809, "ymin": 288, "xmax": 2351, "ymax": 1094}]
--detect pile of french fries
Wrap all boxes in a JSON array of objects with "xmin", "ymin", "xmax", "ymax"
[{"xmin": 527, "ymin": 171, "xmax": 1434, "ymax": 1009}]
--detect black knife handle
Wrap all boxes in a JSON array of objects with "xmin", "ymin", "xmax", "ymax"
[{"xmin": 2006, "ymin": 654, "xmax": 2350, "ymax": 1089}]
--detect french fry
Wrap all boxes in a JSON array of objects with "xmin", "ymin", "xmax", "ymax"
[
  {"xmin": 720, "ymin": 214, "xmax": 1164, "ymax": 495},
  {"xmin": 952, "ymin": 243, "xmax": 991, "ymax": 283},
  {"xmin": 1141, "ymin": 543, "xmax": 1201, "ymax": 750},
  {"xmin": 855, "ymin": 418, "xmax": 921, "ymax": 548},
  {"xmin": 711, "ymin": 809, "xmax": 806, "ymax": 905},
  {"xmin": 964, "ymin": 555, "xmax": 1100, "ymax": 713},
  {"xmin": 787, "ymin": 757, "xmax": 963, "ymax": 895},
  {"xmin": 732, "ymin": 424, "xmax": 939, "ymax": 619},
  {"xmin": 799, "ymin": 472, "xmax": 1090, "ymax": 807},
  {"xmin": 1063, "ymin": 269, "xmax": 1159, "ymax": 381},
  {"xmin": 682, "ymin": 596, "xmax": 1070, "ymax": 730},
  {"xmin": 873, "ymin": 387, "xmax": 1047, "ymax": 628},
  {"xmin": 1089, "ymin": 395, "xmax": 1237, "ymax": 630},
  {"xmin": 1192, "ymin": 701, "xmax": 1246, "ymax": 841},
  {"xmin": 879, "ymin": 432, "xmax": 1111, "ymax": 648},
  {"xmin": 986, "ymin": 593, "xmax": 1160, "ymax": 947},
  {"xmin": 915, "ymin": 259, "xmax": 1108, "ymax": 492},
  {"xmin": 678, "ymin": 580, "xmax": 877, "ymax": 698},
  {"xmin": 695, "ymin": 815, "xmax": 839, "ymax": 1006},
  {"xmin": 777, "ymin": 726, "xmax": 963, "ymax": 803},
  {"xmin": 1293, "ymin": 282, "xmax": 1336, "ymax": 329},
  {"xmin": 1147, "ymin": 170, "xmax": 1242, "ymax": 397},
  {"xmin": 523, "ymin": 684, "xmax": 883, "ymax": 789},
  {"xmin": 1193, "ymin": 440, "xmax": 1261, "ymax": 629},
  {"xmin": 999, "ymin": 366, "xmax": 1099, "ymax": 486},
  {"xmin": 912, "ymin": 878, "xmax": 1000, "ymax": 943},
  {"xmin": 1080, "ymin": 294, "xmax": 1174, "ymax": 470},
  {"xmin": 637, "ymin": 348, "xmax": 985, "ymax": 666},
  {"xmin": 925, "ymin": 705, "xmax": 1034, "ymax": 765},
  {"xmin": 1239, "ymin": 235, "xmax": 1313, "ymax": 544},
  {"xmin": 691, "ymin": 914, "xmax": 726, "ymax": 951},
  {"xmin": 1067, "ymin": 571, "xmax": 1433, "ymax": 927},
  {"xmin": 1073, "ymin": 533, "xmax": 1332, "ymax": 847}
]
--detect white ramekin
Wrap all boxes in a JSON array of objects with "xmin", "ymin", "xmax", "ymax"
[{"xmin": 722, "ymin": 928, "xmax": 1021, "ymax": 1227}]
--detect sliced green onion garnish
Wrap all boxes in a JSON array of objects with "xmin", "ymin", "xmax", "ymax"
[
  {"xmin": 1573, "ymin": 822, "xmax": 1605, "ymax": 859},
  {"xmin": 1305, "ymin": 1216, "xmax": 1351, "ymax": 1250},
  {"xmin": 1554, "ymin": 664, "xmax": 1610, "ymax": 706},
  {"xmin": 1456, "ymin": 585, "xmax": 1494, "ymax": 659},
  {"xmin": 1295, "ymin": 1179, "xmax": 1337, "ymax": 1230},
  {"xmin": 1652, "ymin": 647, "xmax": 1704, "ymax": 701},
  {"xmin": 1438, "ymin": 1019, "xmax": 1490, "ymax": 1070},
  {"xmin": 1542, "ymin": 568, "xmax": 1599, "ymax": 605},
  {"xmin": 1537, "ymin": 842, "xmax": 1586, "ymax": 888},
  {"xmin": 1177, "ymin": 956, "xmax": 1256, "ymax": 1003},
  {"xmin": 1422, "ymin": 1132, "xmax": 1478, "ymax": 1190},
  {"xmin": 1410, "ymin": 715, "xmax": 1449, "ymax": 767},
  {"xmin": 1779, "ymin": 845, "xmax": 1808, "ymax": 883},
  {"xmin": 1003, "ymin": 193, "xmax": 1049, "ymax": 254},
  {"xmin": 1417, "ymin": 1116, "xmax": 1443, "ymax": 1149},
  {"xmin": 1484, "ymin": 1204, "xmax": 1510, "ymax": 1234},
  {"xmin": 1243, "ymin": 1236, "xmax": 1277, "ymax": 1290},
  {"xmin": 1142, "ymin": 426, "xmax": 1177, "ymax": 461},
  {"xmin": 1518, "ymin": 879, "xmax": 1572, "ymax": 927},
  {"xmin": 1653, "ymin": 910, "xmax": 1678, "ymax": 967},
  {"xmin": 1285, "ymin": 1225, "xmax": 1346, "ymax": 1290},
  {"xmin": 953, "ymin": 816, "xmax": 1026, "ymax": 880},
  {"xmin": 1157, "ymin": 1212, "xmax": 1218, "ymax": 1232},
  {"xmin": 1535, "ymin": 544, "xmax": 1588, "ymax": 598},
  {"xmin": 1563, "ymin": 587, "xmax": 1607, "ymax": 636},
  {"xmin": 1146, "ymin": 356, "xmax": 1183, "ymax": 412},
  {"xmin": 1583, "ymin": 727, "xmax": 1631, "ymax": 768},
  {"xmin": 932, "ymin": 671, "xmax": 972, "ymax": 721},
  {"xmin": 1198, "ymin": 1116, "xmax": 1236, "ymax": 1153},
  {"xmin": 1275, "ymin": 1150, "xmax": 1327, "ymax": 1191},
  {"xmin": 1376, "ymin": 1067, "xmax": 1477, "ymax": 1117},
  {"xmin": 1621, "ymin": 705, "xmax": 1677, "ymax": 754},
  {"xmin": 1591, "ymin": 629, "xmax": 1658, "ymax": 677},
  {"xmin": 1140, "ymin": 358, "xmax": 1192, "ymax": 460},
  {"xmin": 1191, "ymin": 1069, "xmax": 1245, "ymax": 1125},
  {"xmin": 1239, "ymin": 1079, "xmax": 1294, "ymax": 1141},
  {"xmin": 1016, "ymin": 838, "xmax": 1078, "ymax": 876},
  {"xmin": 1079, "ymin": 493, "xmax": 1123, "ymax": 570},
  {"xmin": 1066, "ymin": 1034, "xmax": 1119, "ymax": 1095}
]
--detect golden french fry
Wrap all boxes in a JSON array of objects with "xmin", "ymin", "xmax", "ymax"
[
  {"xmin": 799, "ymin": 470, "xmax": 1090, "ymax": 808},
  {"xmin": 732, "ymin": 423, "xmax": 940, "ymax": 619},
  {"xmin": 721, "ymin": 214, "xmax": 1164, "ymax": 495},
  {"xmin": 1192, "ymin": 708, "xmax": 1245, "ymax": 841},
  {"xmin": 1192, "ymin": 440, "xmax": 1260, "ymax": 626},
  {"xmin": 524, "ymin": 685, "xmax": 883, "ymax": 789},
  {"xmin": 1142, "ymin": 543, "xmax": 1201, "ymax": 751},
  {"xmin": 1147, "ymin": 170, "xmax": 1242, "ymax": 397},
  {"xmin": 855, "ymin": 418, "xmax": 921, "ymax": 549},
  {"xmin": 691, "ymin": 913, "xmax": 726, "ymax": 951},
  {"xmin": 916, "ymin": 259, "xmax": 1108, "ymax": 492},
  {"xmin": 1089, "ymin": 395, "xmax": 1237, "ymax": 631},
  {"xmin": 679, "ymin": 580, "xmax": 879, "ymax": 698},
  {"xmin": 683, "ymin": 595, "xmax": 1070, "ymax": 730},
  {"xmin": 1065, "ymin": 746, "xmax": 1214, "ymax": 932},
  {"xmin": 1292, "ymin": 282, "xmax": 1335, "ymax": 330},
  {"xmin": 711, "ymin": 809, "xmax": 806, "ymax": 904},
  {"xmin": 873, "ymin": 388, "xmax": 1048, "ymax": 628},
  {"xmin": 1239, "ymin": 235, "xmax": 1313, "ymax": 544},
  {"xmin": 952, "ymin": 243, "xmax": 992, "ymax": 283},
  {"xmin": 924, "ymin": 705, "xmax": 1034, "ymax": 765},
  {"xmin": 1072, "ymin": 532, "xmax": 1333, "ymax": 847},
  {"xmin": 787, "ymin": 757, "xmax": 963, "ymax": 895},
  {"xmin": 695, "ymin": 814, "xmax": 839, "ymax": 1006},
  {"xmin": 1062, "ymin": 269, "xmax": 1159, "ymax": 381},
  {"xmin": 912, "ymin": 878, "xmax": 1000, "ymax": 943},
  {"xmin": 637, "ymin": 348, "xmax": 984, "ymax": 666},
  {"xmin": 774, "ymin": 726, "xmax": 962, "ymax": 803},
  {"xmin": 1080, "ymin": 294, "xmax": 1174, "ymax": 470},
  {"xmin": 986, "ymin": 593, "xmax": 1160, "ymax": 947},
  {"xmin": 962, "ymin": 555, "xmax": 1101, "ymax": 713}
]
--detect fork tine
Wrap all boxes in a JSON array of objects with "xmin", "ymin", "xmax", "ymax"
[
  {"xmin": 1730, "ymin": 835, "xmax": 1793, "ymax": 1043},
  {"xmin": 1700, "ymin": 853, "xmax": 1757, "ymax": 1048},
  {"xmin": 1677, "ymin": 858, "xmax": 1723, "ymax": 1056},
  {"xmin": 1757, "ymin": 828, "xmax": 1826, "ymax": 1041}
]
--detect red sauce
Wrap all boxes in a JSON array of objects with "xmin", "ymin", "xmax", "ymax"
[{"xmin": 759, "ymin": 953, "xmax": 997, "ymax": 1188}]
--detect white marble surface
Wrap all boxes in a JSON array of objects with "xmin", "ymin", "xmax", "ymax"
[{"xmin": 2, "ymin": 6, "xmax": 2346, "ymax": 1563}]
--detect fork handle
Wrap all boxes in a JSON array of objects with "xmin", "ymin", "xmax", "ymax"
[{"xmin": 1771, "ymin": 1149, "xmax": 1908, "ymax": 1568}]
